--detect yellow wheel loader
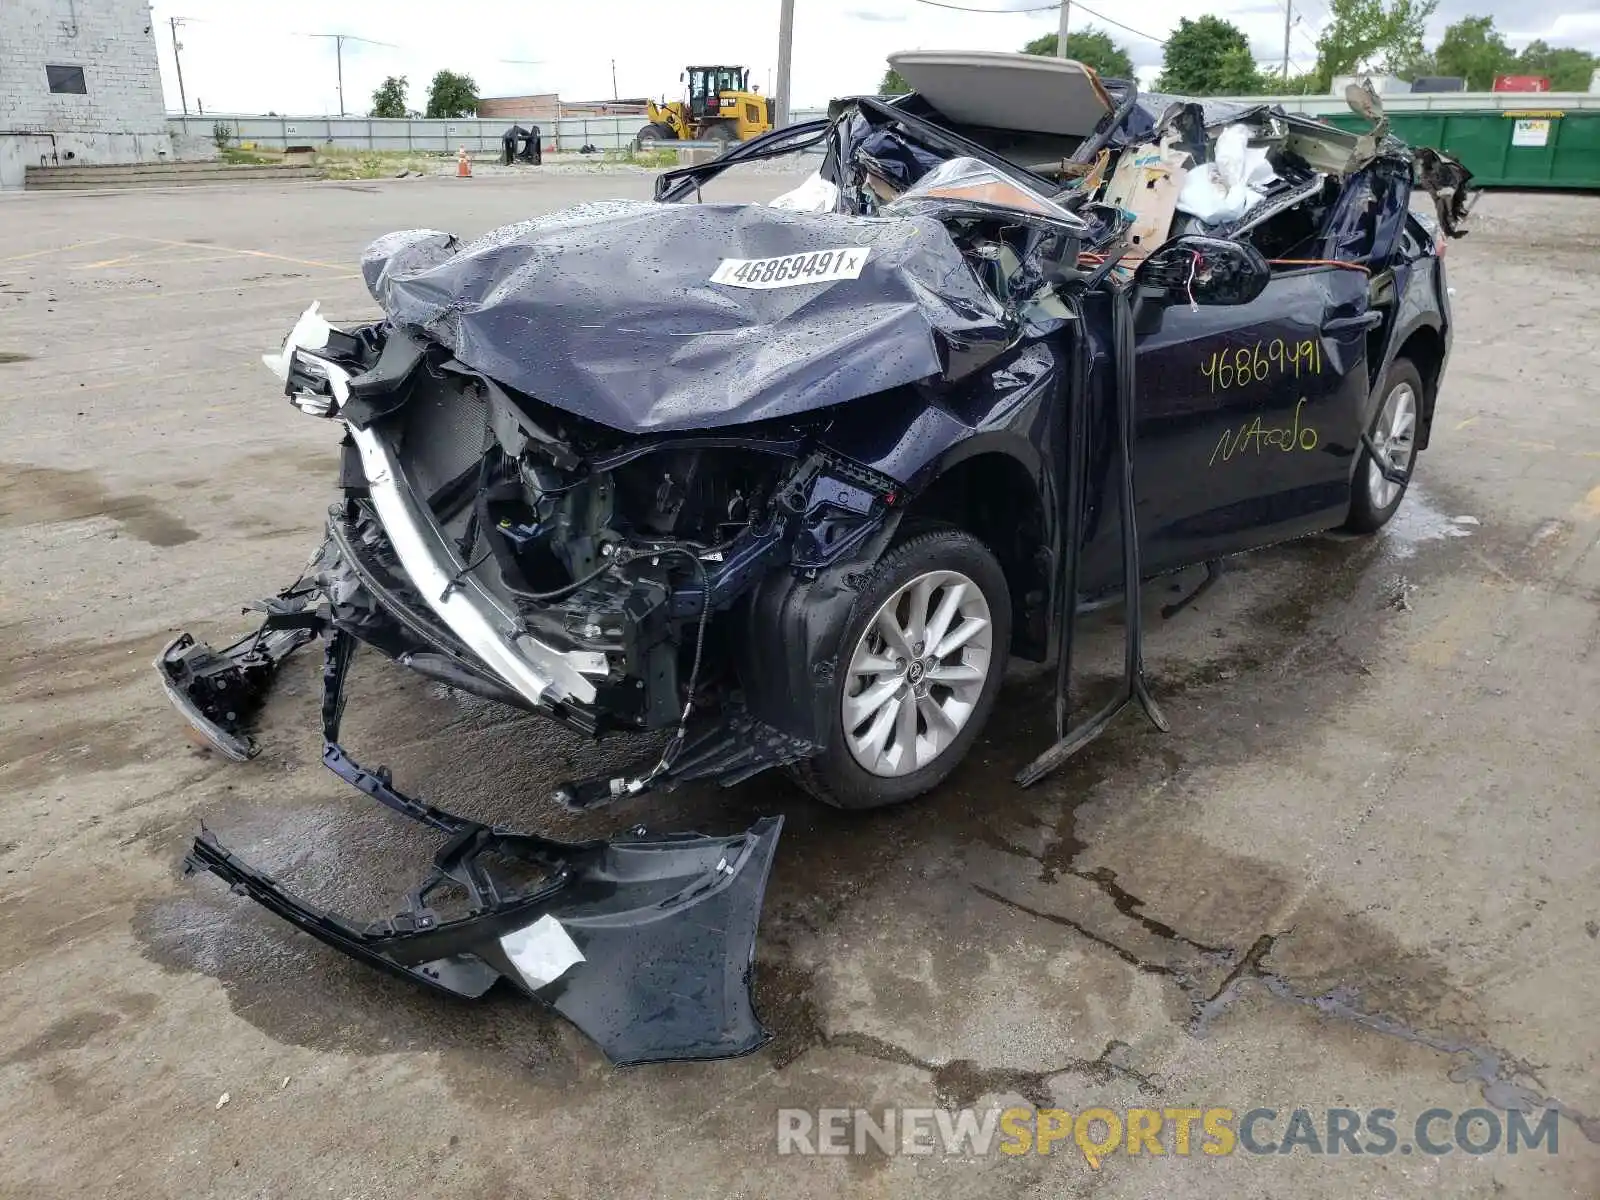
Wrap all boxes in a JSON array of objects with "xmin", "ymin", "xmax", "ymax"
[{"xmin": 637, "ymin": 66, "xmax": 773, "ymax": 148}]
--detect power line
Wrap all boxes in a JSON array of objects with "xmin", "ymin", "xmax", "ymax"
[
  {"xmin": 904, "ymin": 0, "xmax": 1167, "ymax": 44},
  {"xmin": 906, "ymin": 0, "xmax": 1067, "ymax": 11},
  {"xmin": 155, "ymin": 15, "xmax": 539, "ymax": 65}
]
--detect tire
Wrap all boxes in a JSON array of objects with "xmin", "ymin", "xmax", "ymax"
[
  {"xmin": 789, "ymin": 530, "xmax": 1011, "ymax": 809},
  {"xmin": 701, "ymin": 121, "xmax": 737, "ymax": 144},
  {"xmin": 1345, "ymin": 357, "xmax": 1423, "ymax": 534},
  {"xmin": 635, "ymin": 122, "xmax": 677, "ymax": 148}
]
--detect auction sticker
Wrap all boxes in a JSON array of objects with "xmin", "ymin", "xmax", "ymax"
[{"xmin": 711, "ymin": 247, "xmax": 870, "ymax": 289}]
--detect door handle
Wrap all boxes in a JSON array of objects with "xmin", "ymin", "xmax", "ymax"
[{"xmin": 1323, "ymin": 311, "xmax": 1384, "ymax": 333}]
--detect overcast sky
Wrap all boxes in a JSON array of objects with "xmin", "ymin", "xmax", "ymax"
[{"xmin": 148, "ymin": 0, "xmax": 1600, "ymax": 117}]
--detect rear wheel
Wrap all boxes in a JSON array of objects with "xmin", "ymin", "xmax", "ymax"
[
  {"xmin": 635, "ymin": 122, "xmax": 677, "ymax": 149},
  {"xmin": 701, "ymin": 120, "xmax": 737, "ymax": 145},
  {"xmin": 789, "ymin": 530, "xmax": 1010, "ymax": 809},
  {"xmin": 1345, "ymin": 357, "xmax": 1423, "ymax": 533}
]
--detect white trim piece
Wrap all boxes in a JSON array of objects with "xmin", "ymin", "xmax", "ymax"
[{"xmin": 346, "ymin": 423, "xmax": 606, "ymax": 707}]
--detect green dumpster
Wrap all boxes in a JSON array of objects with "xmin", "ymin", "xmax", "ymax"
[{"xmin": 1320, "ymin": 108, "xmax": 1600, "ymax": 188}]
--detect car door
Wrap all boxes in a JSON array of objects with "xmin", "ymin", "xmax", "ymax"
[{"xmin": 1123, "ymin": 263, "xmax": 1375, "ymax": 577}]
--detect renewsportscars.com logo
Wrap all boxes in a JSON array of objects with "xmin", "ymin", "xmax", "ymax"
[{"xmin": 777, "ymin": 1106, "xmax": 1562, "ymax": 1168}]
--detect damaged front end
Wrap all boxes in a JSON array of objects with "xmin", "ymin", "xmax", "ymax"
[
  {"xmin": 158, "ymin": 201, "xmax": 1002, "ymax": 1062},
  {"xmin": 160, "ymin": 516, "xmax": 791, "ymax": 1063},
  {"xmin": 177, "ymin": 627, "xmax": 782, "ymax": 1065}
]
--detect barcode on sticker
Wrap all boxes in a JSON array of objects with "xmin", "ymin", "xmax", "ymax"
[{"xmin": 710, "ymin": 247, "xmax": 870, "ymax": 289}]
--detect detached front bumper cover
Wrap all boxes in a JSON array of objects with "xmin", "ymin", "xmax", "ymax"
[{"xmin": 169, "ymin": 629, "xmax": 784, "ymax": 1066}]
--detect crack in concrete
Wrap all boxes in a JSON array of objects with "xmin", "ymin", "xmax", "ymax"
[
  {"xmin": 972, "ymin": 883, "xmax": 1200, "ymax": 989},
  {"xmin": 1071, "ymin": 864, "xmax": 1234, "ymax": 959},
  {"xmin": 828, "ymin": 1030, "xmax": 1158, "ymax": 1110},
  {"xmin": 981, "ymin": 890, "xmax": 1600, "ymax": 1146},
  {"xmin": 1192, "ymin": 933, "xmax": 1600, "ymax": 1145}
]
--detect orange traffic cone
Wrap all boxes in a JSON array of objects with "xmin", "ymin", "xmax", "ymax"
[{"xmin": 456, "ymin": 147, "xmax": 471, "ymax": 178}]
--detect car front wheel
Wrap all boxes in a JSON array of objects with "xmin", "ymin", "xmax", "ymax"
[
  {"xmin": 1345, "ymin": 357, "xmax": 1424, "ymax": 533},
  {"xmin": 790, "ymin": 530, "xmax": 1011, "ymax": 809}
]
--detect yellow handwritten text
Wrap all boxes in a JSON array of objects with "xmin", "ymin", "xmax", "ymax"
[
  {"xmin": 1201, "ymin": 338, "xmax": 1323, "ymax": 393},
  {"xmin": 1209, "ymin": 398, "xmax": 1320, "ymax": 466}
]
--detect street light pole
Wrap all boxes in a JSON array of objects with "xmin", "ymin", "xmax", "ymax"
[
  {"xmin": 774, "ymin": 0, "xmax": 794, "ymax": 127},
  {"xmin": 169, "ymin": 17, "xmax": 188, "ymax": 116},
  {"xmin": 1055, "ymin": 0, "xmax": 1071, "ymax": 58}
]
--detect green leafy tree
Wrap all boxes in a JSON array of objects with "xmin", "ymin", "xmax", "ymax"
[
  {"xmin": 1405, "ymin": 50, "xmax": 1439, "ymax": 77},
  {"xmin": 880, "ymin": 66, "xmax": 910, "ymax": 95},
  {"xmin": 1157, "ymin": 17, "xmax": 1268, "ymax": 94},
  {"xmin": 1313, "ymin": 0, "xmax": 1436, "ymax": 88},
  {"xmin": 1277, "ymin": 71, "xmax": 1326, "ymax": 95},
  {"xmin": 1022, "ymin": 28, "xmax": 1136, "ymax": 79},
  {"xmin": 1515, "ymin": 40, "xmax": 1597, "ymax": 91},
  {"xmin": 1432, "ymin": 17, "xmax": 1515, "ymax": 89},
  {"xmin": 425, "ymin": 70, "xmax": 479, "ymax": 119},
  {"xmin": 370, "ymin": 75, "xmax": 408, "ymax": 119}
]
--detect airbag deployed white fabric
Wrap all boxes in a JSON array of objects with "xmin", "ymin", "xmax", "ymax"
[{"xmin": 1177, "ymin": 124, "xmax": 1275, "ymax": 224}]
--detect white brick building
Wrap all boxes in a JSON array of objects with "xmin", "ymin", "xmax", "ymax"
[{"xmin": 0, "ymin": 0, "xmax": 172, "ymax": 188}]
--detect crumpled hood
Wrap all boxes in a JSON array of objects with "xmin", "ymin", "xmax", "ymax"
[{"xmin": 360, "ymin": 200, "xmax": 1009, "ymax": 433}]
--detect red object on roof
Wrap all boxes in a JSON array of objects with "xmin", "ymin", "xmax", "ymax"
[{"xmin": 1493, "ymin": 75, "xmax": 1551, "ymax": 92}]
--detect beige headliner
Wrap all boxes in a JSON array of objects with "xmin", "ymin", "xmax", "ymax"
[{"xmin": 887, "ymin": 50, "xmax": 1115, "ymax": 138}]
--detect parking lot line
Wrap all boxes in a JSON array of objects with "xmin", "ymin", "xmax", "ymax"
[
  {"xmin": 118, "ymin": 235, "xmax": 352, "ymax": 274},
  {"xmin": 0, "ymin": 234, "xmax": 129, "ymax": 264}
]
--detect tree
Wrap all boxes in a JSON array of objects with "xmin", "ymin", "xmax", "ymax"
[
  {"xmin": 1432, "ymin": 17, "xmax": 1514, "ymax": 90},
  {"xmin": 880, "ymin": 66, "xmax": 910, "ymax": 95},
  {"xmin": 1277, "ymin": 72, "xmax": 1326, "ymax": 95},
  {"xmin": 1022, "ymin": 28, "xmax": 1135, "ymax": 79},
  {"xmin": 1516, "ymin": 40, "xmax": 1597, "ymax": 91},
  {"xmin": 1313, "ymin": 0, "xmax": 1436, "ymax": 88},
  {"xmin": 370, "ymin": 75, "xmax": 408, "ymax": 119},
  {"xmin": 425, "ymin": 70, "xmax": 479, "ymax": 119},
  {"xmin": 1157, "ymin": 17, "xmax": 1267, "ymax": 95}
]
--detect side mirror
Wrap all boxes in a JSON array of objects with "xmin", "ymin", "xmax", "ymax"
[{"xmin": 1134, "ymin": 236, "xmax": 1270, "ymax": 307}]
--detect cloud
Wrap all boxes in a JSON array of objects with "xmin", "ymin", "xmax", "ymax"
[{"xmin": 148, "ymin": 0, "xmax": 1598, "ymax": 118}]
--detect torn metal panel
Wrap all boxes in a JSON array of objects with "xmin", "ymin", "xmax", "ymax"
[
  {"xmin": 155, "ymin": 626, "xmax": 316, "ymax": 761},
  {"xmin": 186, "ymin": 807, "xmax": 784, "ymax": 1065},
  {"xmin": 176, "ymin": 626, "xmax": 786, "ymax": 1066},
  {"xmin": 1415, "ymin": 147, "xmax": 1477, "ymax": 239},
  {"xmin": 360, "ymin": 201, "xmax": 1011, "ymax": 433}
]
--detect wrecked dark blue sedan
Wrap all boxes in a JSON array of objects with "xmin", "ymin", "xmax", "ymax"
[{"xmin": 158, "ymin": 56, "xmax": 1471, "ymax": 1064}]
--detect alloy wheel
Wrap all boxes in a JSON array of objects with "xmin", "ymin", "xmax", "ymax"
[
  {"xmin": 1367, "ymin": 380, "xmax": 1417, "ymax": 511},
  {"xmin": 842, "ymin": 569, "xmax": 993, "ymax": 778}
]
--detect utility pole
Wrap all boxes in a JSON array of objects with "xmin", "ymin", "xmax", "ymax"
[
  {"xmin": 1282, "ymin": 0, "xmax": 1292, "ymax": 80},
  {"xmin": 611, "ymin": 59, "xmax": 618, "ymax": 101},
  {"xmin": 309, "ymin": 33, "xmax": 395, "ymax": 118},
  {"xmin": 169, "ymin": 17, "xmax": 188, "ymax": 116},
  {"xmin": 309, "ymin": 34, "xmax": 347, "ymax": 116},
  {"xmin": 774, "ymin": 0, "xmax": 794, "ymax": 128},
  {"xmin": 1055, "ymin": 0, "xmax": 1072, "ymax": 58}
]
